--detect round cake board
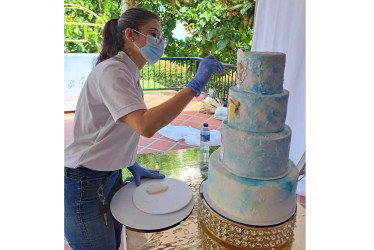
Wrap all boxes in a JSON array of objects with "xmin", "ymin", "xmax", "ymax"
[
  {"xmin": 110, "ymin": 178, "xmax": 194, "ymax": 231},
  {"xmin": 200, "ymin": 180, "xmax": 296, "ymax": 227}
]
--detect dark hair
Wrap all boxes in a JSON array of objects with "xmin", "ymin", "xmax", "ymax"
[{"xmin": 96, "ymin": 8, "xmax": 159, "ymax": 65}]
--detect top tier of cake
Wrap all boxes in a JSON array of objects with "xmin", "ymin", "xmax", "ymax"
[{"xmin": 236, "ymin": 49, "xmax": 286, "ymax": 95}]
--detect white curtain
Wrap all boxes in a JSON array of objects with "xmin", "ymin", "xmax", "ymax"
[{"xmin": 252, "ymin": 0, "xmax": 306, "ymax": 168}]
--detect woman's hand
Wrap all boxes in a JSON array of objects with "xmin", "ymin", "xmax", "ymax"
[
  {"xmin": 128, "ymin": 161, "xmax": 165, "ymax": 186},
  {"xmin": 187, "ymin": 55, "xmax": 224, "ymax": 97}
]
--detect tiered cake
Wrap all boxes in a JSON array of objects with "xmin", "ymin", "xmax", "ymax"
[{"xmin": 204, "ymin": 49, "xmax": 299, "ymax": 226}]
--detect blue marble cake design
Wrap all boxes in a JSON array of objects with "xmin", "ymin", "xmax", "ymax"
[
  {"xmin": 236, "ymin": 49, "xmax": 286, "ymax": 95},
  {"xmin": 228, "ymin": 85, "xmax": 289, "ymax": 133},
  {"xmin": 220, "ymin": 120, "xmax": 291, "ymax": 179},
  {"xmin": 206, "ymin": 150, "xmax": 298, "ymax": 225},
  {"xmin": 205, "ymin": 50, "xmax": 297, "ymax": 226}
]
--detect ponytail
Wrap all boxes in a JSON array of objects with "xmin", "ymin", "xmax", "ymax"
[
  {"xmin": 96, "ymin": 8, "xmax": 159, "ymax": 65},
  {"xmin": 96, "ymin": 19, "xmax": 124, "ymax": 65}
]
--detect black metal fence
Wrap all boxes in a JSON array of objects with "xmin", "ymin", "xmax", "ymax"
[{"xmin": 140, "ymin": 57, "xmax": 237, "ymax": 104}]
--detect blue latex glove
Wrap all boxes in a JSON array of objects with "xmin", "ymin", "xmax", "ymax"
[
  {"xmin": 128, "ymin": 161, "xmax": 165, "ymax": 186},
  {"xmin": 187, "ymin": 55, "xmax": 224, "ymax": 97}
]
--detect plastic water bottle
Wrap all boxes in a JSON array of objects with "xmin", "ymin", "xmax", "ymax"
[{"xmin": 200, "ymin": 123, "xmax": 210, "ymax": 167}]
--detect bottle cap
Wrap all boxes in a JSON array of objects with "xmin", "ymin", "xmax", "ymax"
[{"xmin": 203, "ymin": 123, "xmax": 208, "ymax": 127}]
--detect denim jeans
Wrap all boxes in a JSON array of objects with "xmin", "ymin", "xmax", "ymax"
[{"xmin": 64, "ymin": 166, "xmax": 123, "ymax": 250}]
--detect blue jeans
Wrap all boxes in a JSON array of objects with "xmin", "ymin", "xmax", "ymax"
[{"xmin": 64, "ymin": 167, "xmax": 123, "ymax": 250}]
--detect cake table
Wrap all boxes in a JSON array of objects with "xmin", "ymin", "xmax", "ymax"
[{"xmin": 122, "ymin": 148, "xmax": 305, "ymax": 250}]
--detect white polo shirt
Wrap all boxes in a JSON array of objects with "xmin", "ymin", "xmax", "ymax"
[{"xmin": 64, "ymin": 51, "xmax": 147, "ymax": 171}]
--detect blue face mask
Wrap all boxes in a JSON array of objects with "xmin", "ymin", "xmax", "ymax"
[{"xmin": 133, "ymin": 29, "xmax": 168, "ymax": 65}]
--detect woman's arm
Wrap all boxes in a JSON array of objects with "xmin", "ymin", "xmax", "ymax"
[
  {"xmin": 121, "ymin": 87, "xmax": 196, "ymax": 138},
  {"xmin": 121, "ymin": 55, "xmax": 224, "ymax": 138}
]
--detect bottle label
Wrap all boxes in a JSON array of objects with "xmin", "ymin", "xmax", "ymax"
[{"xmin": 201, "ymin": 134, "xmax": 210, "ymax": 142}]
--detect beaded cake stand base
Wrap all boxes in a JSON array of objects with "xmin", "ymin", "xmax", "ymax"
[{"xmin": 197, "ymin": 185, "xmax": 296, "ymax": 249}]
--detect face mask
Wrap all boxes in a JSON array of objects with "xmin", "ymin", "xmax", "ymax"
[{"xmin": 133, "ymin": 29, "xmax": 168, "ymax": 65}]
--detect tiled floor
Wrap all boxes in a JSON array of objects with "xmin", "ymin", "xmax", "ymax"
[{"xmin": 64, "ymin": 92, "xmax": 305, "ymax": 249}]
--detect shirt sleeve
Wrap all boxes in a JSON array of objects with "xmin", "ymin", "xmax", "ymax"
[{"xmin": 97, "ymin": 62, "xmax": 147, "ymax": 123}]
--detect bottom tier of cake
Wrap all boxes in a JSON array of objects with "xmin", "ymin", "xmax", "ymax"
[{"xmin": 206, "ymin": 149, "xmax": 299, "ymax": 225}]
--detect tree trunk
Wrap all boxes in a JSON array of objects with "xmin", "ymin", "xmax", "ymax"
[{"xmin": 120, "ymin": 0, "xmax": 138, "ymax": 14}]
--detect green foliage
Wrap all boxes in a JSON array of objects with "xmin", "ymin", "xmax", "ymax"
[
  {"xmin": 135, "ymin": 0, "xmax": 256, "ymax": 64},
  {"xmin": 64, "ymin": 0, "xmax": 121, "ymax": 53},
  {"xmin": 64, "ymin": 0, "xmax": 255, "ymax": 64},
  {"xmin": 182, "ymin": 0, "xmax": 255, "ymax": 63}
]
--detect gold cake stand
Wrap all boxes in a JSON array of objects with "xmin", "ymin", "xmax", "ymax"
[{"xmin": 198, "ymin": 181, "xmax": 297, "ymax": 250}]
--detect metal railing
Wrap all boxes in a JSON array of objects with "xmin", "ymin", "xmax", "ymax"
[{"xmin": 140, "ymin": 57, "xmax": 237, "ymax": 104}]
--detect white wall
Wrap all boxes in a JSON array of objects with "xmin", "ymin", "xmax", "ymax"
[{"xmin": 64, "ymin": 53, "xmax": 98, "ymax": 111}]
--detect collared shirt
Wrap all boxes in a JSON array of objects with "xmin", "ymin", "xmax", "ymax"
[{"xmin": 64, "ymin": 51, "xmax": 147, "ymax": 171}]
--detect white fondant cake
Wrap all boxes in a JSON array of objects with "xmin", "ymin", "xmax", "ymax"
[
  {"xmin": 206, "ymin": 150, "xmax": 298, "ymax": 225},
  {"xmin": 204, "ymin": 50, "xmax": 297, "ymax": 226}
]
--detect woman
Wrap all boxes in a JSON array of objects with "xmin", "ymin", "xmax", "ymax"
[{"xmin": 64, "ymin": 7, "xmax": 224, "ymax": 250}]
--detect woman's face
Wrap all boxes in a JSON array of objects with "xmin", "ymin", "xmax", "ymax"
[
  {"xmin": 124, "ymin": 18, "xmax": 162, "ymax": 67},
  {"xmin": 133, "ymin": 18, "xmax": 162, "ymax": 49}
]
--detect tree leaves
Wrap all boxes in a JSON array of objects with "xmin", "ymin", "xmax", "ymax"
[
  {"xmin": 176, "ymin": 0, "xmax": 255, "ymax": 62},
  {"xmin": 217, "ymin": 39, "xmax": 227, "ymax": 51},
  {"xmin": 241, "ymin": 32, "xmax": 247, "ymax": 42},
  {"xmin": 64, "ymin": 0, "xmax": 255, "ymax": 64},
  {"xmin": 212, "ymin": 16, "xmax": 220, "ymax": 25},
  {"xmin": 240, "ymin": 3, "xmax": 252, "ymax": 15},
  {"xmin": 206, "ymin": 30, "xmax": 213, "ymax": 40},
  {"xmin": 64, "ymin": 0, "xmax": 121, "ymax": 53}
]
